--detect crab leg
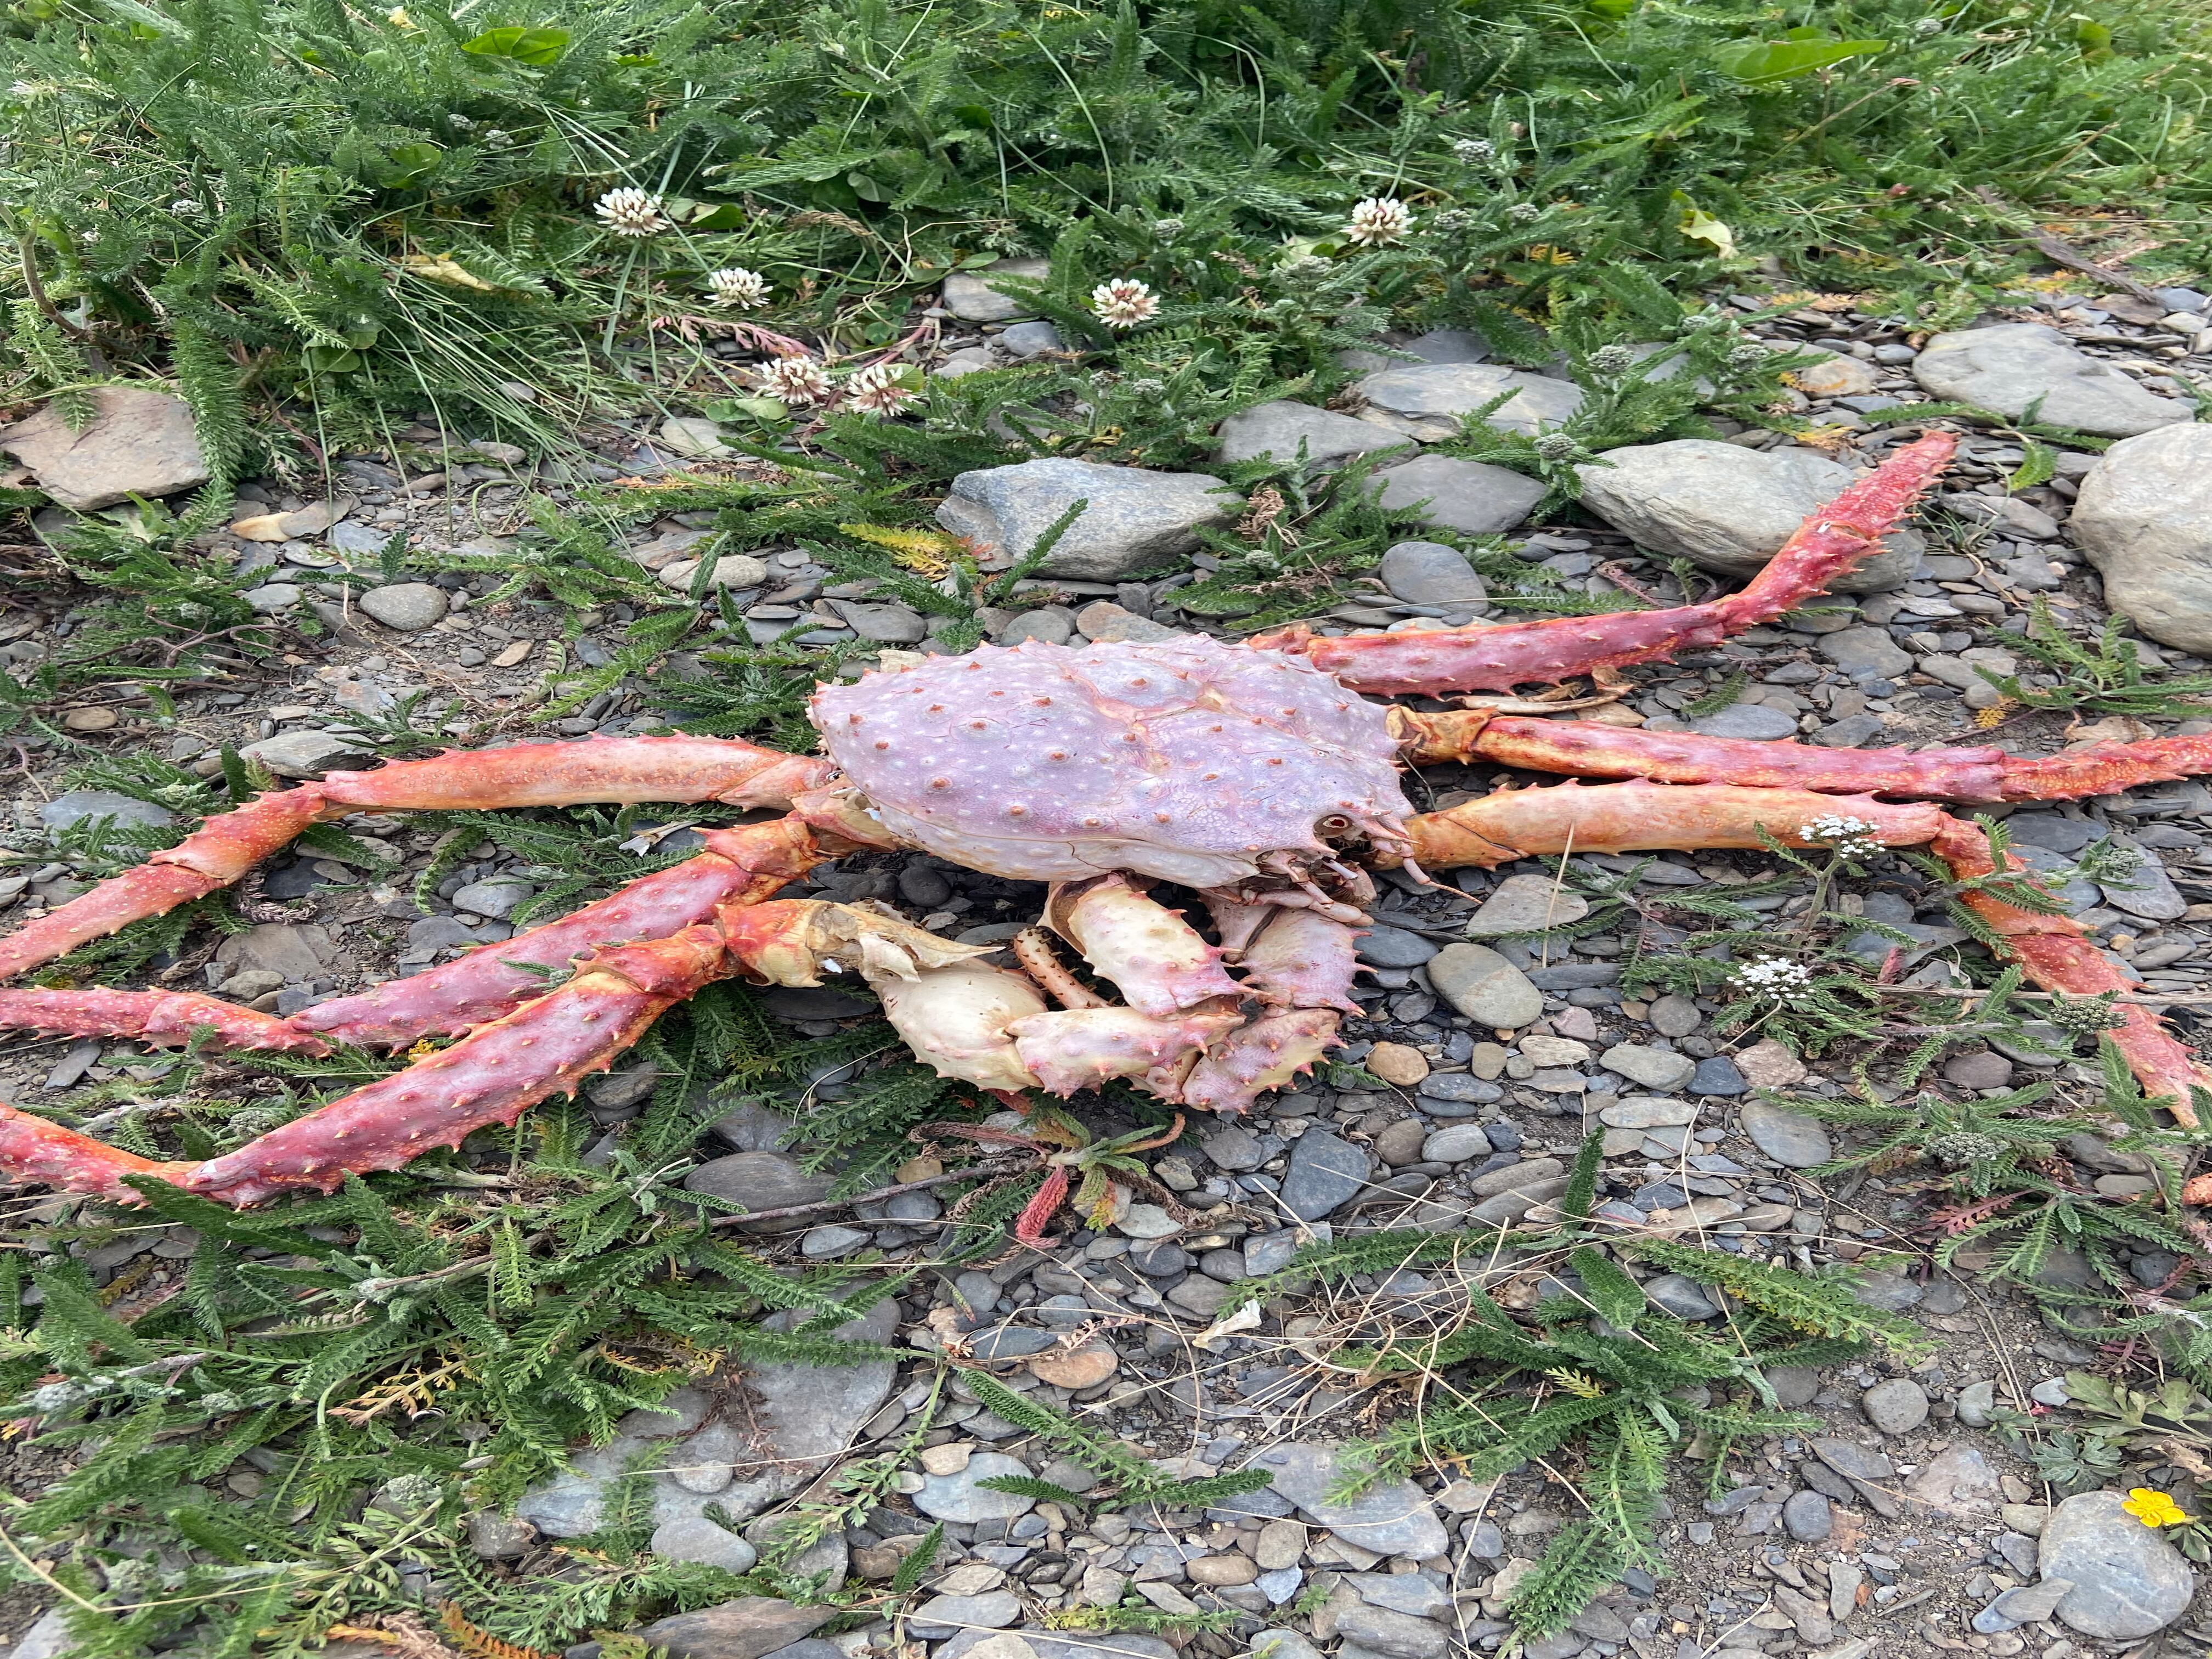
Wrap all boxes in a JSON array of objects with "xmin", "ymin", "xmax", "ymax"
[
  {"xmin": 0, "ymin": 901, "xmax": 977, "ymax": 1205},
  {"xmin": 1395, "ymin": 710, "xmax": 2212, "ymax": 805},
  {"xmin": 1250, "ymin": 432, "xmax": 1956, "ymax": 695},
  {"xmin": 1046, "ymin": 876, "xmax": 1243, "ymax": 1017},
  {"xmin": 0, "ymin": 736, "xmax": 833, "ymax": 981},
  {"xmin": 1398, "ymin": 778, "xmax": 1946, "ymax": 868}
]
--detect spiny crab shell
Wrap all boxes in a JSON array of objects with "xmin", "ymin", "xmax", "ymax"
[{"xmin": 808, "ymin": 634, "xmax": 1415, "ymax": 887}]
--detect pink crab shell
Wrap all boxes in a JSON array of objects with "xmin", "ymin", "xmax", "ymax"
[{"xmin": 809, "ymin": 636, "xmax": 1414, "ymax": 885}]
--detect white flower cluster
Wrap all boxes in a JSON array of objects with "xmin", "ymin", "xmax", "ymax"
[
  {"xmin": 1734, "ymin": 955, "xmax": 1817, "ymax": 1003},
  {"xmin": 1090, "ymin": 278, "xmax": 1160, "ymax": 329},
  {"xmin": 594, "ymin": 187, "xmax": 669, "ymax": 238},
  {"xmin": 748, "ymin": 354, "xmax": 917, "ymax": 419},
  {"xmin": 1803, "ymin": 814, "xmax": 1884, "ymax": 859},
  {"xmin": 704, "ymin": 266, "xmax": 770, "ymax": 309},
  {"xmin": 753, "ymin": 354, "xmax": 832, "ymax": 407},
  {"xmin": 842, "ymin": 362, "xmax": 917, "ymax": 417},
  {"xmin": 1345, "ymin": 196, "xmax": 1414, "ymax": 246}
]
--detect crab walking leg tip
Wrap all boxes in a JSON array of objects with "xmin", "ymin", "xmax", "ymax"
[{"xmin": 0, "ymin": 1103, "xmax": 193, "ymax": 1200}]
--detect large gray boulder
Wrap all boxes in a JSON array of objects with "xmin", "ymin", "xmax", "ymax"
[
  {"xmin": 0, "ymin": 387, "xmax": 209, "ymax": 510},
  {"xmin": 936, "ymin": 459, "xmax": 1240, "ymax": 582},
  {"xmin": 1575, "ymin": 439, "xmax": 1919, "ymax": 592},
  {"xmin": 1354, "ymin": 363, "xmax": 1583, "ymax": 441},
  {"xmin": 2037, "ymin": 1488, "xmax": 2197, "ymax": 1638},
  {"xmin": 1217, "ymin": 401, "xmax": 1415, "ymax": 470},
  {"xmin": 1913, "ymin": 324, "xmax": 2192, "ymax": 438},
  {"xmin": 2069, "ymin": 425, "xmax": 2212, "ymax": 653}
]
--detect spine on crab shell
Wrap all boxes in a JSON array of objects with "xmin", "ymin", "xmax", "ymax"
[
  {"xmin": 0, "ymin": 1104, "xmax": 195, "ymax": 1200},
  {"xmin": 0, "ymin": 989, "xmax": 332, "ymax": 1054},
  {"xmin": 0, "ymin": 786, "xmax": 338, "ymax": 981},
  {"xmin": 1398, "ymin": 779, "xmax": 1948, "ymax": 868},
  {"xmin": 293, "ymin": 819, "xmax": 831, "ymax": 1047},
  {"xmin": 316, "ymin": 733, "xmax": 837, "ymax": 813},
  {"xmin": 1395, "ymin": 710, "xmax": 2015, "ymax": 802},
  {"xmin": 1253, "ymin": 433, "xmax": 1957, "ymax": 696},
  {"xmin": 178, "ymin": 927, "xmax": 736, "ymax": 1204},
  {"xmin": 1931, "ymin": 816, "xmax": 2212, "ymax": 1129}
]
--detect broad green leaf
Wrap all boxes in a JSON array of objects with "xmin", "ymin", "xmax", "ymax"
[
  {"xmin": 1711, "ymin": 35, "xmax": 1889, "ymax": 83},
  {"xmin": 460, "ymin": 25, "xmax": 571, "ymax": 64}
]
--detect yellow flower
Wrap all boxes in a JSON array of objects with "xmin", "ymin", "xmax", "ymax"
[{"xmin": 2123, "ymin": 1488, "xmax": 2194, "ymax": 1527}]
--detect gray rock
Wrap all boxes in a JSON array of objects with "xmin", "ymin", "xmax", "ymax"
[
  {"xmin": 1690, "ymin": 1057, "xmax": 1747, "ymax": 1096},
  {"xmin": 1357, "ymin": 924, "xmax": 1438, "ymax": 968},
  {"xmin": 631, "ymin": 1596, "xmax": 834, "ymax": 1659},
  {"xmin": 1647, "ymin": 995, "xmax": 1701, "ymax": 1037},
  {"xmin": 1218, "ymin": 402, "xmax": 1415, "ymax": 470},
  {"xmin": 998, "ymin": 320, "xmax": 1063, "ymax": 357},
  {"xmin": 1984, "ymin": 1578, "xmax": 2074, "ymax": 1628},
  {"xmin": 238, "ymin": 729, "xmax": 371, "ymax": 778},
  {"xmin": 799, "ymin": 1224, "xmax": 868, "ymax": 1258},
  {"xmin": 2038, "ymin": 1489, "xmax": 2198, "ymax": 1637},
  {"xmin": 242, "ymin": 583, "xmax": 303, "ymax": 613},
  {"xmin": 1407, "ymin": 329, "xmax": 1491, "ymax": 364},
  {"xmin": 1600, "ymin": 1044, "xmax": 1697, "ymax": 1092},
  {"xmin": 1812, "ymin": 712, "xmax": 1888, "ymax": 748},
  {"xmin": 214, "ymin": 922, "xmax": 334, "ymax": 983},
  {"xmin": 651, "ymin": 1515, "xmax": 760, "ymax": 1573},
  {"xmin": 916, "ymin": 1450, "xmax": 1037, "ymax": 1522},
  {"xmin": 1914, "ymin": 324, "xmax": 2193, "ymax": 438},
  {"xmin": 1202, "ymin": 1125, "xmax": 1264, "ymax": 1171},
  {"xmin": 1355, "ymin": 363, "xmax": 1584, "ymax": 441},
  {"xmin": 1576, "ymin": 441, "xmax": 1917, "ymax": 593},
  {"xmin": 1247, "ymin": 1442, "xmax": 1449, "ymax": 1558},
  {"xmin": 661, "ymin": 554, "xmax": 771, "ymax": 594},
  {"xmin": 2072, "ymin": 426, "xmax": 2212, "ymax": 654},
  {"xmin": 1739, "ymin": 1102, "xmax": 1833, "ymax": 1168},
  {"xmin": 1001, "ymin": 607, "xmax": 1074, "ymax": 646},
  {"xmin": 40, "ymin": 790, "xmax": 173, "ymax": 832},
  {"xmin": 1322, "ymin": 1586, "xmax": 1449, "ymax": 1659},
  {"xmin": 828, "ymin": 601, "xmax": 930, "ymax": 644},
  {"xmin": 1464, "ymin": 872, "xmax": 1589, "ymax": 938},
  {"xmin": 936, "ymin": 460, "xmax": 1239, "ymax": 582},
  {"xmin": 1643, "ymin": 1273, "xmax": 1719, "ymax": 1319},
  {"xmin": 1377, "ymin": 539, "xmax": 1489, "ymax": 606},
  {"xmin": 1368, "ymin": 456, "xmax": 1547, "ymax": 536},
  {"xmin": 8, "ymin": 1610, "xmax": 77, "ymax": 1659},
  {"xmin": 1280, "ymin": 1133, "xmax": 1370, "ymax": 1220},
  {"xmin": 451, "ymin": 877, "xmax": 535, "ymax": 919},
  {"xmin": 516, "ymin": 1434, "xmax": 651, "ymax": 1535},
  {"xmin": 1955, "ymin": 1380, "xmax": 1999, "ymax": 1428},
  {"xmin": 1429, "ymin": 943, "xmax": 1543, "ymax": 1028},
  {"xmin": 1348, "ymin": 1576, "xmax": 1451, "ymax": 1620},
  {"xmin": 0, "ymin": 387, "xmax": 209, "ymax": 509},
  {"xmin": 1783, "ymin": 1491, "xmax": 1833, "ymax": 1542},
  {"xmin": 1689, "ymin": 703, "xmax": 1799, "ymax": 740},
  {"xmin": 467, "ymin": 1511, "xmax": 537, "ymax": 1559},
  {"xmin": 1421, "ymin": 1124, "xmax": 1493, "ymax": 1163},
  {"xmin": 912, "ymin": 1592, "xmax": 1023, "ymax": 1638},
  {"xmin": 1906, "ymin": 1442, "xmax": 2000, "ymax": 1509},
  {"xmin": 2101, "ymin": 840, "xmax": 2187, "ymax": 921},
  {"xmin": 1862, "ymin": 1378, "xmax": 1929, "ymax": 1435},
  {"xmin": 685, "ymin": 1152, "xmax": 833, "ymax": 1228},
  {"xmin": 941, "ymin": 259, "xmax": 1049, "ymax": 322},
  {"xmin": 358, "ymin": 582, "xmax": 450, "ymax": 631}
]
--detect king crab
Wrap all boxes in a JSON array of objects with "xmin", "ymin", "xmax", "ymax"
[{"xmin": 2, "ymin": 427, "xmax": 2209, "ymax": 1209}]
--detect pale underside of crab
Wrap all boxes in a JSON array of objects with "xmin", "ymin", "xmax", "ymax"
[{"xmin": 2, "ymin": 427, "xmax": 2211, "ymax": 1209}]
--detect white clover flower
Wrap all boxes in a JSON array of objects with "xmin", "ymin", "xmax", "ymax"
[
  {"xmin": 841, "ymin": 362, "xmax": 918, "ymax": 419},
  {"xmin": 704, "ymin": 267, "xmax": 770, "ymax": 309},
  {"xmin": 753, "ymin": 354, "xmax": 832, "ymax": 407},
  {"xmin": 594, "ymin": 187, "xmax": 669, "ymax": 238},
  {"xmin": 1090, "ymin": 278, "xmax": 1160, "ymax": 330},
  {"xmin": 1734, "ymin": 955, "xmax": 1818, "ymax": 1003},
  {"xmin": 1345, "ymin": 197, "xmax": 1414, "ymax": 246},
  {"xmin": 1803, "ymin": 814, "xmax": 1884, "ymax": 859}
]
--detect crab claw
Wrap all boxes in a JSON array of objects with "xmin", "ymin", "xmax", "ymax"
[
  {"xmin": 1047, "ymin": 876, "xmax": 1243, "ymax": 1017},
  {"xmin": 870, "ymin": 961, "xmax": 1049, "ymax": 1094}
]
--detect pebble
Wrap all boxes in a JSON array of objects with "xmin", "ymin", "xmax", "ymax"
[
  {"xmin": 1428, "ymin": 943, "xmax": 1543, "ymax": 1028},
  {"xmin": 1818, "ymin": 627, "xmax": 1914, "ymax": 679},
  {"xmin": 1365, "ymin": 1041, "xmax": 1429, "ymax": 1085},
  {"xmin": 1647, "ymin": 994, "xmax": 1701, "ymax": 1036},
  {"xmin": 358, "ymin": 582, "xmax": 450, "ymax": 631},
  {"xmin": 1955, "ymin": 1380, "xmax": 1999, "ymax": 1427},
  {"xmin": 651, "ymin": 1515, "xmax": 760, "ymax": 1573},
  {"xmin": 1356, "ymin": 924, "xmax": 1439, "ymax": 967},
  {"xmin": 1689, "ymin": 1056, "xmax": 1747, "ymax": 1096},
  {"xmin": 1599, "ymin": 1043, "xmax": 1697, "ymax": 1091},
  {"xmin": 936, "ymin": 459, "xmax": 1239, "ymax": 582},
  {"xmin": 1218, "ymin": 401, "xmax": 1416, "ymax": 470},
  {"xmin": 1279, "ymin": 1132, "xmax": 1370, "ymax": 1220},
  {"xmin": 1782, "ymin": 1491, "xmax": 1833, "ymax": 1543},
  {"xmin": 1642, "ymin": 1273, "xmax": 1719, "ymax": 1319},
  {"xmin": 915, "ymin": 1451, "xmax": 1038, "ymax": 1522},
  {"xmin": 1464, "ymin": 872, "xmax": 1590, "ymax": 937},
  {"xmin": 1028, "ymin": 1346, "xmax": 1118, "ymax": 1389},
  {"xmin": 1246, "ymin": 1442, "xmax": 1449, "ymax": 1558},
  {"xmin": 2037, "ymin": 1489, "xmax": 2198, "ymax": 1637},
  {"xmin": 1738, "ymin": 1101, "xmax": 1833, "ymax": 1168},
  {"xmin": 1369, "ymin": 461, "xmax": 1546, "ymax": 537},
  {"xmin": 1421, "ymin": 1124, "xmax": 1493, "ymax": 1163},
  {"xmin": 450, "ymin": 877, "xmax": 535, "ymax": 919},
  {"xmin": 1861, "ymin": 1378, "xmax": 1929, "ymax": 1435},
  {"xmin": 238, "ymin": 729, "xmax": 371, "ymax": 777},
  {"xmin": 1690, "ymin": 703, "xmax": 1799, "ymax": 740}
]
